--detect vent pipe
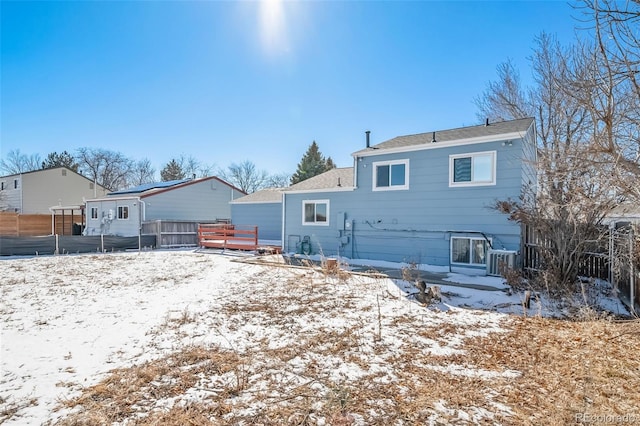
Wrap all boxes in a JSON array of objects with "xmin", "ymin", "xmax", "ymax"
[
  {"xmin": 431, "ymin": 132, "xmax": 437, "ymax": 143},
  {"xmin": 365, "ymin": 130, "xmax": 371, "ymax": 148},
  {"xmin": 485, "ymin": 118, "xmax": 490, "ymax": 126}
]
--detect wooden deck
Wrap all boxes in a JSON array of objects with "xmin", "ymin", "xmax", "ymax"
[{"xmin": 198, "ymin": 224, "xmax": 259, "ymax": 251}]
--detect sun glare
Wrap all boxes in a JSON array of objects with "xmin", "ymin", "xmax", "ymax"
[{"xmin": 259, "ymin": 0, "xmax": 289, "ymax": 55}]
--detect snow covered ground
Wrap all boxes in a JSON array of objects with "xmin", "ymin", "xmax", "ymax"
[{"xmin": 0, "ymin": 249, "xmax": 630, "ymax": 424}]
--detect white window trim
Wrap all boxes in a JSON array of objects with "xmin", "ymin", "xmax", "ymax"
[
  {"xmin": 117, "ymin": 206, "xmax": 129, "ymax": 220},
  {"xmin": 449, "ymin": 151, "xmax": 497, "ymax": 187},
  {"xmin": 450, "ymin": 236, "xmax": 492, "ymax": 266},
  {"xmin": 302, "ymin": 199, "xmax": 330, "ymax": 226},
  {"xmin": 372, "ymin": 159, "xmax": 409, "ymax": 191}
]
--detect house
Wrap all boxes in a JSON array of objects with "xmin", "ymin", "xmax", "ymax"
[
  {"xmin": 84, "ymin": 176, "xmax": 245, "ymax": 237},
  {"xmin": 604, "ymin": 204, "xmax": 640, "ymax": 226},
  {"xmin": 280, "ymin": 117, "xmax": 537, "ymax": 273},
  {"xmin": 230, "ymin": 187, "xmax": 284, "ymax": 242},
  {"xmin": 0, "ymin": 167, "xmax": 108, "ymax": 214}
]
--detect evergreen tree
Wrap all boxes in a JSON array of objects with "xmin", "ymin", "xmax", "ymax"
[
  {"xmin": 160, "ymin": 159, "xmax": 185, "ymax": 181},
  {"xmin": 41, "ymin": 151, "xmax": 79, "ymax": 172},
  {"xmin": 290, "ymin": 141, "xmax": 336, "ymax": 185}
]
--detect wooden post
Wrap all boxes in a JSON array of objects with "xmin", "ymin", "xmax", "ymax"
[{"xmin": 524, "ymin": 290, "xmax": 531, "ymax": 310}]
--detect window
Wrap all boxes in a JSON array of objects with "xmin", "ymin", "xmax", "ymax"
[
  {"xmin": 449, "ymin": 151, "xmax": 496, "ymax": 187},
  {"xmin": 89, "ymin": 183, "xmax": 94, "ymax": 189},
  {"xmin": 14, "ymin": 179, "xmax": 18, "ymax": 189},
  {"xmin": 61, "ymin": 169, "xmax": 67, "ymax": 176},
  {"xmin": 117, "ymin": 206, "xmax": 129, "ymax": 220},
  {"xmin": 0, "ymin": 182, "xmax": 4, "ymax": 190},
  {"xmin": 90, "ymin": 207, "xmax": 98, "ymax": 219},
  {"xmin": 302, "ymin": 200, "xmax": 329, "ymax": 226},
  {"xmin": 373, "ymin": 159, "xmax": 409, "ymax": 191},
  {"xmin": 451, "ymin": 237, "xmax": 490, "ymax": 266}
]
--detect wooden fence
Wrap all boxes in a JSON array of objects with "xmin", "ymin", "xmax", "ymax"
[
  {"xmin": 0, "ymin": 212, "xmax": 84, "ymax": 237},
  {"xmin": 198, "ymin": 224, "xmax": 258, "ymax": 251},
  {"xmin": 523, "ymin": 223, "xmax": 639, "ymax": 313},
  {"xmin": 141, "ymin": 219, "xmax": 231, "ymax": 248}
]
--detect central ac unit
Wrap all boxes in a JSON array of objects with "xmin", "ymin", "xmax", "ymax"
[{"xmin": 486, "ymin": 249, "xmax": 517, "ymax": 276}]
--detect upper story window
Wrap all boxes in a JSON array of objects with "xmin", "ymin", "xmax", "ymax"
[
  {"xmin": 449, "ymin": 151, "xmax": 496, "ymax": 187},
  {"xmin": 372, "ymin": 159, "xmax": 409, "ymax": 191},
  {"xmin": 117, "ymin": 206, "xmax": 129, "ymax": 220},
  {"xmin": 14, "ymin": 179, "xmax": 18, "ymax": 189},
  {"xmin": 90, "ymin": 207, "xmax": 98, "ymax": 219},
  {"xmin": 303, "ymin": 200, "xmax": 329, "ymax": 226},
  {"xmin": 0, "ymin": 182, "xmax": 4, "ymax": 190}
]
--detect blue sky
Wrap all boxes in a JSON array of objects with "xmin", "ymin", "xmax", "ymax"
[{"xmin": 1, "ymin": 0, "xmax": 582, "ymax": 177}]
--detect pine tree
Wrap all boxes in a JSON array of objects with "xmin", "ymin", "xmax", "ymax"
[
  {"xmin": 160, "ymin": 159, "xmax": 185, "ymax": 181},
  {"xmin": 290, "ymin": 141, "xmax": 336, "ymax": 185},
  {"xmin": 41, "ymin": 151, "xmax": 79, "ymax": 172}
]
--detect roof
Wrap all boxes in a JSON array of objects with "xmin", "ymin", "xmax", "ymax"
[
  {"xmin": 0, "ymin": 166, "xmax": 107, "ymax": 190},
  {"xmin": 353, "ymin": 117, "xmax": 535, "ymax": 155},
  {"xmin": 286, "ymin": 167, "xmax": 354, "ymax": 192},
  {"xmin": 105, "ymin": 176, "xmax": 245, "ymax": 198},
  {"xmin": 231, "ymin": 187, "xmax": 284, "ymax": 204},
  {"xmin": 109, "ymin": 178, "xmax": 190, "ymax": 195}
]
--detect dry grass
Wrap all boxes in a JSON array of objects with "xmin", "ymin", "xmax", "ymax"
[{"xmin": 50, "ymin": 261, "xmax": 640, "ymax": 425}]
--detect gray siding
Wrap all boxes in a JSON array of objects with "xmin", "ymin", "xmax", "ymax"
[
  {"xmin": 143, "ymin": 180, "xmax": 242, "ymax": 222},
  {"xmin": 85, "ymin": 198, "xmax": 141, "ymax": 237},
  {"xmin": 0, "ymin": 177, "xmax": 21, "ymax": 212},
  {"xmin": 231, "ymin": 202, "xmax": 282, "ymax": 241},
  {"xmin": 284, "ymin": 134, "xmax": 530, "ymax": 268}
]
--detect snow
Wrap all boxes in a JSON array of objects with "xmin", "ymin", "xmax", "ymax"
[{"xmin": 0, "ymin": 249, "xmax": 630, "ymax": 424}]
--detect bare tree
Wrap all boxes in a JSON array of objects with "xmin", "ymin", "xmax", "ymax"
[
  {"xmin": 220, "ymin": 160, "xmax": 268, "ymax": 194},
  {"xmin": 129, "ymin": 159, "xmax": 156, "ymax": 187},
  {"xmin": 577, "ymin": 0, "xmax": 640, "ymax": 202},
  {"xmin": 0, "ymin": 150, "xmax": 42, "ymax": 174},
  {"xmin": 476, "ymin": 33, "xmax": 623, "ymax": 293},
  {"xmin": 265, "ymin": 172, "xmax": 291, "ymax": 189},
  {"xmin": 76, "ymin": 147, "xmax": 134, "ymax": 192}
]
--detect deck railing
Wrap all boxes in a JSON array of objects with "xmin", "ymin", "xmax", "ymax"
[{"xmin": 198, "ymin": 224, "xmax": 258, "ymax": 251}]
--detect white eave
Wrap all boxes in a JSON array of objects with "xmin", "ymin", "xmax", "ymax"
[{"xmin": 284, "ymin": 186, "xmax": 356, "ymax": 195}]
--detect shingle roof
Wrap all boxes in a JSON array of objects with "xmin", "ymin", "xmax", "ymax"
[
  {"xmin": 353, "ymin": 117, "xmax": 535, "ymax": 155},
  {"xmin": 232, "ymin": 187, "xmax": 284, "ymax": 203},
  {"xmin": 287, "ymin": 167, "xmax": 354, "ymax": 191}
]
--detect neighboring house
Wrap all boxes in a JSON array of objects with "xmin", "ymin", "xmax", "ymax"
[
  {"xmin": 0, "ymin": 167, "xmax": 108, "ymax": 214},
  {"xmin": 230, "ymin": 187, "xmax": 284, "ymax": 241},
  {"xmin": 604, "ymin": 204, "xmax": 640, "ymax": 226},
  {"xmin": 84, "ymin": 176, "xmax": 245, "ymax": 237},
  {"xmin": 280, "ymin": 117, "xmax": 537, "ymax": 273}
]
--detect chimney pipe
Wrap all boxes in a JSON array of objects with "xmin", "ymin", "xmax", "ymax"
[
  {"xmin": 431, "ymin": 131, "xmax": 437, "ymax": 143},
  {"xmin": 485, "ymin": 118, "xmax": 489, "ymax": 126},
  {"xmin": 365, "ymin": 130, "xmax": 371, "ymax": 148}
]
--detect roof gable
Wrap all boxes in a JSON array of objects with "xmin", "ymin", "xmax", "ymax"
[{"xmin": 286, "ymin": 167, "xmax": 354, "ymax": 192}]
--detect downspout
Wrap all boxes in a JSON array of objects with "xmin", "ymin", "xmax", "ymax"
[
  {"xmin": 353, "ymin": 157, "xmax": 359, "ymax": 189},
  {"xmin": 138, "ymin": 197, "xmax": 145, "ymax": 251},
  {"xmin": 49, "ymin": 207, "xmax": 55, "ymax": 235},
  {"xmin": 281, "ymin": 192, "xmax": 286, "ymax": 252}
]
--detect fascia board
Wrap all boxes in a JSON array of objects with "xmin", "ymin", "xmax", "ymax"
[{"xmin": 352, "ymin": 131, "xmax": 525, "ymax": 158}]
